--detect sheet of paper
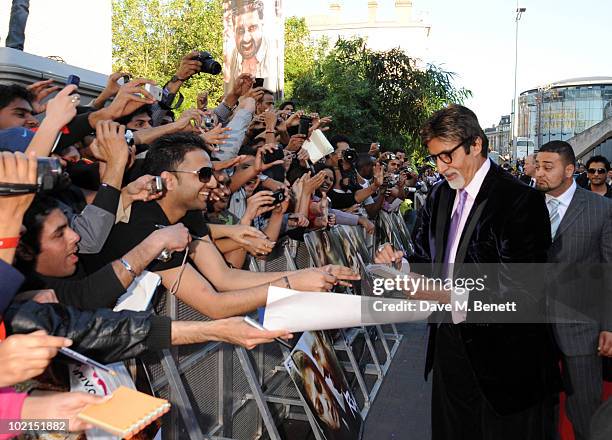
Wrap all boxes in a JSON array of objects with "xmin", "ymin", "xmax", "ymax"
[
  {"xmin": 114, "ymin": 271, "xmax": 161, "ymax": 312},
  {"xmin": 262, "ymin": 286, "xmax": 434, "ymax": 332},
  {"xmin": 302, "ymin": 129, "xmax": 334, "ymax": 163}
]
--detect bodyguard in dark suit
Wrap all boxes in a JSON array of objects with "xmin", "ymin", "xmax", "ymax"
[
  {"xmin": 535, "ymin": 141, "xmax": 612, "ymax": 440},
  {"xmin": 413, "ymin": 105, "xmax": 561, "ymax": 440}
]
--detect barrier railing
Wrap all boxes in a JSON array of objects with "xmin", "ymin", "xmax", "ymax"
[{"xmin": 141, "ymin": 214, "xmax": 413, "ymax": 439}]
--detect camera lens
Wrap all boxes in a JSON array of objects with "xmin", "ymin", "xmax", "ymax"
[{"xmin": 194, "ymin": 51, "xmax": 221, "ymax": 75}]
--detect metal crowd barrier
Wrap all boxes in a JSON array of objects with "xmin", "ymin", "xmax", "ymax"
[{"xmin": 141, "ymin": 215, "xmax": 413, "ymax": 440}]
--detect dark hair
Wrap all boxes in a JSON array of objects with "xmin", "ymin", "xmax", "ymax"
[
  {"xmin": 15, "ymin": 195, "xmax": 61, "ymax": 274},
  {"xmin": 262, "ymin": 89, "xmax": 274, "ymax": 97},
  {"xmin": 420, "ymin": 104, "xmax": 489, "ymax": 157},
  {"xmin": 586, "ymin": 155, "xmax": 610, "ymax": 171},
  {"xmin": 279, "ymin": 101, "xmax": 295, "ymax": 111},
  {"xmin": 115, "ymin": 104, "xmax": 153, "ymax": 126},
  {"xmin": 231, "ymin": 0, "xmax": 264, "ymax": 20},
  {"xmin": 0, "ymin": 84, "xmax": 34, "ymax": 110},
  {"xmin": 539, "ymin": 140, "xmax": 576, "ymax": 167},
  {"xmin": 143, "ymin": 132, "xmax": 207, "ymax": 176},
  {"xmin": 329, "ymin": 135, "xmax": 351, "ymax": 150}
]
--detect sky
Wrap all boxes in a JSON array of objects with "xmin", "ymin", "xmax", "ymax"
[{"xmin": 285, "ymin": 0, "xmax": 612, "ymax": 128}]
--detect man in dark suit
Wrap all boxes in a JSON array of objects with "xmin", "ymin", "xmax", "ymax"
[
  {"xmin": 519, "ymin": 154, "xmax": 537, "ymax": 187},
  {"xmin": 412, "ymin": 105, "xmax": 561, "ymax": 440},
  {"xmin": 535, "ymin": 141, "xmax": 612, "ymax": 440}
]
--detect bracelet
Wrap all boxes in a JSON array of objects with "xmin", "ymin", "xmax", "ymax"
[
  {"xmin": 0, "ymin": 237, "xmax": 19, "ymax": 249},
  {"xmin": 170, "ymin": 75, "xmax": 187, "ymax": 83},
  {"xmin": 283, "ymin": 276, "xmax": 292, "ymax": 289},
  {"xmin": 119, "ymin": 258, "xmax": 137, "ymax": 278}
]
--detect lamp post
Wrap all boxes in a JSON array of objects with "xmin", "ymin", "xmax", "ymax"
[{"xmin": 511, "ymin": 5, "xmax": 526, "ymax": 160}]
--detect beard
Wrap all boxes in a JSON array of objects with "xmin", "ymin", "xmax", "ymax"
[{"xmin": 444, "ymin": 170, "xmax": 466, "ymax": 190}]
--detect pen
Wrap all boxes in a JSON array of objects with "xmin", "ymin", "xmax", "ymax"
[
  {"xmin": 243, "ymin": 316, "xmax": 293, "ymax": 350},
  {"xmin": 59, "ymin": 347, "xmax": 117, "ymax": 376}
]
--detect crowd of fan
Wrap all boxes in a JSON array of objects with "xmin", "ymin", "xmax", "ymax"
[{"xmin": 0, "ymin": 51, "xmax": 424, "ymax": 433}]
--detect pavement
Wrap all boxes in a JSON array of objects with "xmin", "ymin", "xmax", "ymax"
[{"xmin": 362, "ymin": 323, "xmax": 432, "ymax": 440}]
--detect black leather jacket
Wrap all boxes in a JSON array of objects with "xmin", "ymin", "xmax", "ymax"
[{"xmin": 4, "ymin": 301, "xmax": 171, "ymax": 363}]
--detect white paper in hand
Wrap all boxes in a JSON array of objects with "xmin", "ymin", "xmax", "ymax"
[
  {"xmin": 302, "ymin": 129, "xmax": 334, "ymax": 163},
  {"xmin": 114, "ymin": 271, "xmax": 161, "ymax": 312},
  {"xmin": 262, "ymin": 286, "xmax": 433, "ymax": 332}
]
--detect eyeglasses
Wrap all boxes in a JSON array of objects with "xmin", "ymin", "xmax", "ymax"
[
  {"xmin": 425, "ymin": 138, "xmax": 472, "ymax": 165},
  {"xmin": 168, "ymin": 166, "xmax": 214, "ymax": 183},
  {"xmin": 587, "ymin": 168, "xmax": 607, "ymax": 175}
]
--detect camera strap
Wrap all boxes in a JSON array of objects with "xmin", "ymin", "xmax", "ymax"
[{"xmin": 0, "ymin": 182, "xmax": 38, "ymax": 195}]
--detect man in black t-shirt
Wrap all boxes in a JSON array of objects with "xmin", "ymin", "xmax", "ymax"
[{"xmin": 82, "ymin": 133, "xmax": 359, "ymax": 319}]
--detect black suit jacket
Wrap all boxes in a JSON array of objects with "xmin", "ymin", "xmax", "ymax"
[
  {"xmin": 519, "ymin": 174, "xmax": 533, "ymax": 186},
  {"xmin": 411, "ymin": 161, "xmax": 562, "ymax": 415}
]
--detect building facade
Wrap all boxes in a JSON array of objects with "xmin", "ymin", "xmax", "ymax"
[
  {"xmin": 517, "ymin": 77, "xmax": 612, "ymax": 155},
  {"xmin": 305, "ymin": 0, "xmax": 431, "ymax": 60},
  {"xmin": 484, "ymin": 115, "xmax": 511, "ymax": 156}
]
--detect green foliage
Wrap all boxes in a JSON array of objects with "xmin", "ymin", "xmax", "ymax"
[
  {"xmin": 291, "ymin": 37, "xmax": 471, "ymax": 156},
  {"xmin": 112, "ymin": 0, "xmax": 224, "ymax": 111},
  {"xmin": 283, "ymin": 17, "xmax": 315, "ymax": 98}
]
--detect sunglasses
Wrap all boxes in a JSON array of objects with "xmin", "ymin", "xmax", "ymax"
[
  {"xmin": 169, "ymin": 166, "xmax": 214, "ymax": 183},
  {"xmin": 587, "ymin": 168, "xmax": 607, "ymax": 175}
]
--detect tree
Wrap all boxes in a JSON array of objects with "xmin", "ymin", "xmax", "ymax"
[
  {"xmin": 291, "ymin": 37, "xmax": 471, "ymax": 157},
  {"xmin": 112, "ymin": 0, "xmax": 224, "ymax": 111},
  {"xmin": 283, "ymin": 17, "xmax": 316, "ymax": 98}
]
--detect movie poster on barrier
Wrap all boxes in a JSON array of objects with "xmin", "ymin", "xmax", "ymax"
[
  {"xmin": 304, "ymin": 229, "xmax": 346, "ymax": 267},
  {"xmin": 222, "ymin": 0, "xmax": 284, "ymax": 97},
  {"xmin": 284, "ymin": 331, "xmax": 363, "ymax": 440}
]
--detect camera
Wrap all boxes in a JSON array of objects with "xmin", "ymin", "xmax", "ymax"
[
  {"xmin": 253, "ymin": 77, "xmax": 265, "ymax": 88},
  {"xmin": 271, "ymin": 189, "xmax": 285, "ymax": 205},
  {"xmin": 297, "ymin": 116, "xmax": 312, "ymax": 136},
  {"xmin": 203, "ymin": 115, "xmax": 215, "ymax": 130},
  {"xmin": 0, "ymin": 157, "xmax": 63, "ymax": 196},
  {"xmin": 192, "ymin": 51, "xmax": 222, "ymax": 75},
  {"xmin": 144, "ymin": 83, "xmax": 163, "ymax": 101},
  {"xmin": 263, "ymin": 146, "xmax": 284, "ymax": 165},
  {"xmin": 342, "ymin": 148, "xmax": 358, "ymax": 164}
]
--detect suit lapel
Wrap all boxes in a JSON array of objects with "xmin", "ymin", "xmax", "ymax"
[
  {"xmin": 434, "ymin": 183, "xmax": 453, "ymax": 264},
  {"xmin": 555, "ymin": 188, "xmax": 585, "ymax": 240},
  {"xmin": 454, "ymin": 164, "xmax": 497, "ymax": 264}
]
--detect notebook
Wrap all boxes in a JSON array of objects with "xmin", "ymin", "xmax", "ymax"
[{"xmin": 77, "ymin": 386, "xmax": 171, "ymax": 439}]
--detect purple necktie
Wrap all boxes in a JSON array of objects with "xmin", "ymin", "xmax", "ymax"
[{"xmin": 443, "ymin": 189, "xmax": 468, "ymax": 267}]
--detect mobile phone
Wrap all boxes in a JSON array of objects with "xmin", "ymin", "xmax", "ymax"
[
  {"xmin": 263, "ymin": 147, "xmax": 284, "ymax": 164},
  {"xmin": 150, "ymin": 176, "xmax": 164, "ymax": 195},
  {"xmin": 67, "ymin": 74, "xmax": 80, "ymax": 87},
  {"xmin": 243, "ymin": 316, "xmax": 292, "ymax": 349},
  {"xmin": 117, "ymin": 74, "xmax": 131, "ymax": 86},
  {"xmin": 144, "ymin": 83, "xmax": 163, "ymax": 101},
  {"xmin": 271, "ymin": 189, "xmax": 286, "ymax": 205},
  {"xmin": 298, "ymin": 116, "xmax": 312, "ymax": 136},
  {"xmin": 254, "ymin": 77, "xmax": 264, "ymax": 88}
]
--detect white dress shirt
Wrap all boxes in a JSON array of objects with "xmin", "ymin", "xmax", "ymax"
[
  {"xmin": 545, "ymin": 180, "xmax": 577, "ymax": 225},
  {"xmin": 448, "ymin": 158, "xmax": 491, "ymax": 323}
]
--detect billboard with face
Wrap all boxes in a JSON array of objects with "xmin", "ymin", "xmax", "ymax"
[{"xmin": 222, "ymin": 0, "xmax": 284, "ymax": 96}]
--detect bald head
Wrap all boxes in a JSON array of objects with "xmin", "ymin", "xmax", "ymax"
[{"xmin": 524, "ymin": 154, "xmax": 536, "ymax": 177}]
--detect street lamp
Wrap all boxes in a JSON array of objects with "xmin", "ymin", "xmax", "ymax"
[{"xmin": 511, "ymin": 5, "xmax": 526, "ymax": 160}]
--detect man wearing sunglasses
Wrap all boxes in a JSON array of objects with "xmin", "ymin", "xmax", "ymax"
[
  {"xmin": 415, "ymin": 105, "xmax": 560, "ymax": 440},
  {"xmin": 82, "ymin": 132, "xmax": 359, "ymax": 321},
  {"xmin": 585, "ymin": 155, "xmax": 612, "ymax": 198}
]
